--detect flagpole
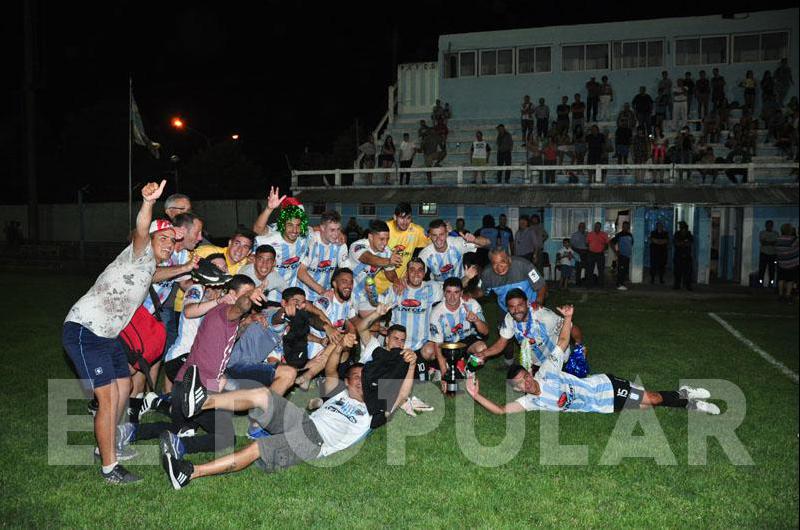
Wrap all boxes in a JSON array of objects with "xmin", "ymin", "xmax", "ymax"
[{"xmin": 128, "ymin": 74, "xmax": 133, "ymax": 232}]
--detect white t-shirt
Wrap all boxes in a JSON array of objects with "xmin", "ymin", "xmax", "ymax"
[
  {"xmin": 499, "ymin": 303, "xmax": 566, "ymax": 367},
  {"xmin": 381, "ymin": 281, "xmax": 443, "ymax": 351},
  {"xmin": 165, "ymin": 284, "xmax": 206, "ymax": 362},
  {"xmin": 430, "ymin": 298, "xmax": 484, "ymax": 344},
  {"xmin": 418, "ymin": 236, "xmax": 477, "ymax": 282},
  {"xmin": 238, "ymin": 265, "xmax": 288, "ymax": 303},
  {"xmin": 65, "ymin": 243, "xmax": 156, "ymax": 338},
  {"xmin": 557, "ymin": 247, "xmax": 576, "ymax": 267},
  {"xmin": 253, "ymin": 232, "xmax": 310, "ymax": 288},
  {"xmin": 301, "ymin": 231, "xmax": 349, "ymax": 301},
  {"xmin": 471, "ymin": 141, "xmax": 489, "ymax": 160},
  {"xmin": 399, "ymin": 140, "xmax": 417, "ymax": 162},
  {"xmin": 311, "ymin": 389, "xmax": 372, "ymax": 457}
]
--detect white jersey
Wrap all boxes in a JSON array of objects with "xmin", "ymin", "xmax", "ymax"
[
  {"xmin": 418, "ymin": 236, "xmax": 477, "ymax": 282},
  {"xmin": 471, "ymin": 140, "xmax": 489, "ymax": 160},
  {"xmin": 349, "ymin": 238, "xmax": 393, "ymax": 310},
  {"xmin": 499, "ymin": 303, "xmax": 566, "ymax": 367},
  {"xmin": 301, "ymin": 231, "xmax": 349, "ymax": 301},
  {"xmin": 238, "ymin": 265, "xmax": 289, "ymax": 303},
  {"xmin": 514, "ymin": 346, "xmax": 614, "ymax": 413},
  {"xmin": 308, "ymin": 290, "xmax": 356, "ymax": 358},
  {"xmin": 143, "ymin": 249, "xmax": 190, "ymax": 314},
  {"xmin": 381, "ymin": 281, "xmax": 443, "ymax": 351},
  {"xmin": 254, "ymin": 232, "xmax": 310, "ymax": 288},
  {"xmin": 429, "ymin": 298, "xmax": 484, "ymax": 344},
  {"xmin": 359, "ymin": 336, "xmax": 382, "ymax": 364},
  {"xmin": 311, "ymin": 389, "xmax": 372, "ymax": 457},
  {"xmin": 165, "ymin": 284, "xmax": 206, "ymax": 362}
]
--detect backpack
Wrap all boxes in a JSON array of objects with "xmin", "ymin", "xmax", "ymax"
[{"xmin": 118, "ymin": 287, "xmax": 166, "ymax": 389}]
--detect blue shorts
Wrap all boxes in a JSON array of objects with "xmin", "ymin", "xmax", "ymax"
[
  {"xmin": 62, "ymin": 322, "xmax": 130, "ymax": 391},
  {"xmin": 225, "ymin": 363, "xmax": 277, "ymax": 389}
]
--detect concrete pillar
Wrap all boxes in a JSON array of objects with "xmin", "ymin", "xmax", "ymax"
[
  {"xmin": 739, "ymin": 206, "xmax": 754, "ymax": 286},
  {"xmin": 694, "ymin": 207, "xmax": 711, "ymax": 284},
  {"xmin": 631, "ymin": 207, "xmax": 645, "ymax": 283}
]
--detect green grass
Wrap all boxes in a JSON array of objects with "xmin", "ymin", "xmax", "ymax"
[{"xmin": 0, "ymin": 274, "xmax": 798, "ymax": 528}]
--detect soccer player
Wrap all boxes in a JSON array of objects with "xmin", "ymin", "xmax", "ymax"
[
  {"xmin": 62, "ymin": 180, "xmax": 169, "ymax": 484},
  {"xmin": 466, "ymin": 304, "xmax": 720, "ymax": 416},
  {"xmin": 418, "ymin": 219, "xmax": 490, "ymax": 283},
  {"xmin": 194, "ymin": 227, "xmax": 256, "ymax": 275},
  {"xmin": 374, "ymin": 202, "xmax": 429, "ymax": 295},
  {"xmin": 238, "ymin": 244, "xmax": 289, "ymax": 302},
  {"xmin": 480, "ymin": 248, "xmax": 547, "ymax": 312},
  {"xmin": 299, "ymin": 211, "xmax": 350, "ymax": 301},
  {"xmin": 349, "ymin": 220, "xmax": 403, "ymax": 316},
  {"xmin": 253, "ymin": 191, "xmax": 312, "ymax": 288},
  {"xmin": 478, "ymin": 288, "xmax": 584, "ymax": 370}
]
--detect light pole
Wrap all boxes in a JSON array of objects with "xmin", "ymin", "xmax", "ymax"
[{"xmin": 170, "ymin": 116, "xmax": 211, "ymax": 148}]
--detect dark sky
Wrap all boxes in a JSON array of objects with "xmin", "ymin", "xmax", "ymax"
[{"xmin": 3, "ymin": 0, "xmax": 795, "ymax": 203}]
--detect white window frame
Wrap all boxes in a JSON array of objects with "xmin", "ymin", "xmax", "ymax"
[
  {"xmin": 516, "ymin": 45, "xmax": 552, "ymax": 75},
  {"xmin": 731, "ymin": 30, "xmax": 791, "ymax": 64},
  {"xmin": 478, "ymin": 48, "xmax": 514, "ymax": 77},
  {"xmin": 561, "ymin": 42, "xmax": 610, "ymax": 72},
  {"xmin": 552, "ymin": 207, "xmax": 592, "ymax": 239},
  {"xmin": 674, "ymin": 35, "xmax": 729, "ymax": 67},
  {"xmin": 358, "ymin": 203, "xmax": 376, "ymax": 216},
  {"xmin": 419, "ymin": 203, "xmax": 438, "ymax": 216},
  {"xmin": 612, "ymin": 39, "xmax": 665, "ymax": 70}
]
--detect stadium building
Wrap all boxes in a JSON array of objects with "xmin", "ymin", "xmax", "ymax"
[{"xmin": 292, "ymin": 8, "xmax": 799, "ymax": 286}]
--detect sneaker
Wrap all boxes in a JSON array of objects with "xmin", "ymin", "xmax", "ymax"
[
  {"xmin": 307, "ymin": 397, "xmax": 324, "ymax": 411},
  {"xmin": 176, "ymin": 426, "xmax": 196, "ymax": 438},
  {"xmin": 159, "ymin": 430, "xmax": 186, "ymax": 461},
  {"xmin": 247, "ymin": 423, "xmax": 271, "ymax": 440},
  {"xmin": 616, "ymin": 285, "xmax": 628, "ymax": 291},
  {"xmin": 409, "ymin": 395, "xmax": 434, "ymax": 412},
  {"xmin": 679, "ymin": 386, "xmax": 711, "ymax": 400},
  {"xmin": 182, "ymin": 365, "xmax": 207, "ymax": 418},
  {"xmin": 161, "ymin": 451, "xmax": 194, "ymax": 490},
  {"xmin": 399, "ymin": 398, "xmax": 417, "ymax": 417},
  {"xmin": 95, "ymin": 444, "xmax": 138, "ymax": 462},
  {"xmin": 101, "ymin": 464, "xmax": 141, "ymax": 485},
  {"xmin": 139, "ymin": 392, "xmax": 160, "ymax": 418},
  {"xmin": 117, "ymin": 422, "xmax": 138, "ymax": 448},
  {"xmin": 687, "ymin": 400, "xmax": 720, "ymax": 415}
]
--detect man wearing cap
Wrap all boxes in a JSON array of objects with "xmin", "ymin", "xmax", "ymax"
[
  {"xmin": 496, "ymin": 124, "xmax": 513, "ymax": 184},
  {"xmin": 62, "ymin": 180, "xmax": 169, "ymax": 484},
  {"xmin": 374, "ymin": 202, "xmax": 429, "ymax": 296}
]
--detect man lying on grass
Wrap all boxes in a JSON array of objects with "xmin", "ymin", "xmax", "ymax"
[
  {"xmin": 161, "ymin": 342, "xmax": 417, "ymax": 489},
  {"xmin": 466, "ymin": 304, "xmax": 720, "ymax": 416}
]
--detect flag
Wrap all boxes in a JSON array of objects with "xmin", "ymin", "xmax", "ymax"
[{"xmin": 131, "ymin": 95, "xmax": 161, "ymax": 159}]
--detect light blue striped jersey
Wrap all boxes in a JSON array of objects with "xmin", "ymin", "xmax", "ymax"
[
  {"xmin": 381, "ymin": 281, "xmax": 443, "ymax": 351},
  {"xmin": 164, "ymin": 283, "xmax": 205, "ymax": 362},
  {"xmin": 499, "ymin": 303, "xmax": 566, "ymax": 367},
  {"xmin": 254, "ymin": 232, "xmax": 310, "ymax": 288},
  {"xmin": 429, "ymin": 298, "xmax": 484, "ymax": 343},
  {"xmin": 308, "ymin": 290, "xmax": 357, "ymax": 358},
  {"xmin": 301, "ymin": 231, "xmax": 349, "ymax": 301},
  {"xmin": 418, "ymin": 236, "xmax": 477, "ymax": 282},
  {"xmin": 143, "ymin": 249, "xmax": 189, "ymax": 314}
]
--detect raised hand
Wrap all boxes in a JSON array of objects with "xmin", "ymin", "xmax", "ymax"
[
  {"xmin": 465, "ymin": 376, "xmax": 480, "ymax": 397},
  {"xmin": 142, "ymin": 180, "xmax": 167, "ymax": 202},
  {"xmin": 219, "ymin": 292, "xmax": 238, "ymax": 305},
  {"xmin": 400, "ymin": 349, "xmax": 416, "ymax": 364},
  {"xmin": 267, "ymin": 186, "xmax": 287, "ymax": 210},
  {"xmin": 466, "ymin": 310, "xmax": 478, "ymax": 323},
  {"xmin": 389, "ymin": 251, "xmax": 404, "ymax": 267},
  {"xmin": 464, "ymin": 264, "xmax": 479, "ymax": 280},
  {"xmin": 463, "ymin": 232, "xmax": 477, "ymax": 243},
  {"xmin": 342, "ymin": 333, "xmax": 357, "ymax": 349},
  {"xmin": 557, "ymin": 305, "xmax": 574, "ymax": 318},
  {"xmin": 248, "ymin": 289, "xmax": 267, "ymax": 306}
]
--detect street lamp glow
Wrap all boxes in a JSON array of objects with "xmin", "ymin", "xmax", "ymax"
[
  {"xmin": 171, "ymin": 117, "xmax": 185, "ymax": 129},
  {"xmin": 231, "ymin": 134, "xmax": 240, "ymax": 140}
]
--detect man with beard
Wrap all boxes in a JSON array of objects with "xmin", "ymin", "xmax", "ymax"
[
  {"xmin": 419, "ymin": 219, "xmax": 489, "ymax": 283},
  {"xmin": 350, "ymin": 220, "xmax": 403, "ymax": 316},
  {"xmin": 299, "ymin": 211, "xmax": 349, "ymax": 301}
]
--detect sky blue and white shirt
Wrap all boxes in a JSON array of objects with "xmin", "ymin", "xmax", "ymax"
[
  {"xmin": 308, "ymin": 289, "xmax": 357, "ymax": 358},
  {"xmin": 381, "ymin": 281, "xmax": 443, "ymax": 351},
  {"xmin": 301, "ymin": 231, "xmax": 349, "ymax": 301},
  {"xmin": 429, "ymin": 298, "xmax": 484, "ymax": 344},
  {"xmin": 349, "ymin": 238, "xmax": 393, "ymax": 310},
  {"xmin": 418, "ymin": 236, "xmax": 477, "ymax": 282},
  {"xmin": 143, "ymin": 249, "xmax": 190, "ymax": 314},
  {"xmin": 254, "ymin": 232, "xmax": 310, "ymax": 288},
  {"xmin": 500, "ymin": 303, "xmax": 566, "ymax": 367}
]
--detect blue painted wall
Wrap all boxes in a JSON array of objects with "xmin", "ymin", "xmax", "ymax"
[{"xmin": 748, "ymin": 206, "xmax": 800, "ymax": 274}]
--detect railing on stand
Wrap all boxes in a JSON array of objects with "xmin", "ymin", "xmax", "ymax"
[{"xmin": 354, "ymin": 84, "xmax": 397, "ymax": 171}]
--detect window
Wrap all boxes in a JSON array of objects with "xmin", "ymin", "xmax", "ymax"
[
  {"xmin": 358, "ymin": 203, "xmax": 376, "ymax": 216},
  {"xmin": 562, "ymin": 43, "xmax": 608, "ymax": 72},
  {"xmin": 459, "ymin": 51, "xmax": 476, "ymax": 77},
  {"xmin": 479, "ymin": 48, "xmax": 513, "ymax": 76},
  {"xmin": 552, "ymin": 208, "xmax": 592, "ymax": 239},
  {"xmin": 612, "ymin": 40, "xmax": 664, "ymax": 69},
  {"xmin": 675, "ymin": 36, "xmax": 728, "ymax": 66},
  {"xmin": 518, "ymin": 46, "xmax": 551, "ymax": 74},
  {"xmin": 311, "ymin": 202, "xmax": 326, "ymax": 215},
  {"xmin": 443, "ymin": 53, "xmax": 458, "ymax": 79},
  {"xmin": 733, "ymin": 32, "xmax": 789, "ymax": 63},
  {"xmin": 419, "ymin": 203, "xmax": 438, "ymax": 216}
]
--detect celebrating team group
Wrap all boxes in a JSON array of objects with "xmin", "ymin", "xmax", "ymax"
[{"xmin": 62, "ymin": 181, "xmax": 721, "ymax": 488}]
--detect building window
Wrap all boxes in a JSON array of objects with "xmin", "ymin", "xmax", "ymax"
[
  {"xmin": 419, "ymin": 203, "xmax": 438, "ymax": 216},
  {"xmin": 552, "ymin": 207, "xmax": 592, "ymax": 239},
  {"xmin": 459, "ymin": 51, "xmax": 476, "ymax": 77},
  {"xmin": 612, "ymin": 40, "xmax": 664, "ymax": 69},
  {"xmin": 562, "ymin": 43, "xmax": 609, "ymax": 72},
  {"xmin": 358, "ymin": 203, "xmax": 376, "ymax": 216},
  {"xmin": 479, "ymin": 48, "xmax": 513, "ymax": 76},
  {"xmin": 733, "ymin": 32, "xmax": 789, "ymax": 63},
  {"xmin": 518, "ymin": 46, "xmax": 551, "ymax": 74},
  {"xmin": 443, "ymin": 53, "xmax": 458, "ymax": 79},
  {"xmin": 675, "ymin": 36, "xmax": 728, "ymax": 66},
  {"xmin": 311, "ymin": 202, "xmax": 326, "ymax": 215}
]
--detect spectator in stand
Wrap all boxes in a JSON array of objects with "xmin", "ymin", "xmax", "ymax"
[
  {"xmin": 379, "ymin": 136, "xmax": 396, "ymax": 185},
  {"xmin": 470, "ymin": 130, "xmax": 491, "ymax": 185},
  {"xmin": 496, "ymin": 124, "xmax": 513, "ymax": 184},
  {"xmin": 521, "ymin": 95, "xmax": 534, "ymax": 142},
  {"xmin": 702, "ymin": 110, "xmax": 721, "ymax": 144},
  {"xmin": 344, "ymin": 217, "xmax": 363, "ymax": 247},
  {"xmin": 514, "ymin": 216, "xmax": 534, "ymax": 263},
  {"xmin": 683, "ymin": 72, "xmax": 695, "ymax": 120},
  {"xmin": 673, "ymin": 221, "xmax": 694, "ymax": 291},
  {"xmin": 632, "ymin": 128, "xmax": 650, "ymax": 182},
  {"xmin": 432, "ymin": 99, "xmax": 445, "ymax": 123},
  {"xmin": 586, "ymin": 125, "xmax": 606, "ymax": 166},
  {"xmin": 586, "ymin": 77, "xmax": 600, "ymax": 122},
  {"xmin": 649, "ymin": 221, "xmax": 669, "ymax": 284},
  {"xmin": 573, "ymin": 125, "xmax": 587, "ymax": 169},
  {"xmin": 455, "ymin": 218, "xmax": 469, "ymax": 237},
  {"xmin": 775, "ymin": 223, "xmax": 798, "ymax": 301},
  {"xmin": 672, "ymin": 79, "xmax": 689, "ymax": 131},
  {"xmin": 615, "ymin": 122, "xmax": 632, "ymax": 164},
  {"xmin": 774, "ymin": 58, "xmax": 794, "ymax": 105},
  {"xmin": 556, "ymin": 239, "xmax": 576, "ymax": 289},
  {"xmin": 534, "ymin": 98, "xmax": 550, "ymax": 139},
  {"xmin": 529, "ymin": 214, "xmax": 548, "ymax": 269},
  {"xmin": 570, "ymin": 222, "xmax": 588, "ymax": 286},
  {"xmin": 762, "ymin": 96, "xmax": 784, "ymax": 144},
  {"xmin": 497, "ymin": 214, "xmax": 514, "ymax": 255},
  {"xmin": 358, "ymin": 136, "xmax": 377, "ymax": 185},
  {"xmin": 675, "ymin": 126, "xmax": 695, "ymax": 181},
  {"xmin": 398, "ymin": 133, "xmax": 417, "ymax": 186},
  {"xmin": 711, "ymin": 68, "xmax": 726, "ymax": 111},
  {"xmin": 418, "ymin": 119, "xmax": 431, "ymax": 140},
  {"xmin": 775, "ymin": 118, "xmax": 796, "ymax": 159},
  {"xmin": 556, "ymin": 128, "xmax": 573, "ymax": 166},
  {"xmin": 652, "ymin": 126, "xmax": 668, "ymax": 164},
  {"xmin": 598, "ymin": 76, "xmax": 613, "ymax": 121},
  {"xmin": 695, "ymin": 70, "xmax": 711, "ymax": 120},
  {"xmin": 740, "ymin": 70, "xmax": 757, "ymax": 115},
  {"xmin": 586, "ymin": 222, "xmax": 609, "ymax": 287},
  {"xmin": 759, "ymin": 220, "xmax": 778, "ymax": 287},
  {"xmin": 611, "ymin": 221, "xmax": 633, "ymax": 291},
  {"xmin": 444, "ymin": 102, "xmax": 452, "ymax": 120},
  {"xmin": 526, "ymin": 137, "xmax": 543, "ymax": 183},
  {"xmin": 421, "ymin": 127, "xmax": 444, "ymax": 185},
  {"xmin": 658, "ymin": 71, "xmax": 673, "ymax": 122},
  {"xmin": 761, "ymin": 71, "xmax": 776, "ymax": 104},
  {"xmin": 717, "ymin": 95, "xmax": 730, "ymax": 131},
  {"xmin": 556, "ymin": 96, "xmax": 571, "ymax": 134},
  {"xmin": 542, "ymin": 137, "xmax": 558, "ymax": 183},
  {"xmin": 698, "ymin": 145, "xmax": 719, "ymax": 184},
  {"xmin": 632, "ymin": 86, "xmax": 654, "ymax": 134},
  {"xmin": 654, "ymin": 90, "xmax": 670, "ymax": 132},
  {"xmin": 617, "ymin": 102, "xmax": 636, "ymax": 130},
  {"xmin": 434, "ymin": 117, "xmax": 449, "ymax": 145},
  {"xmin": 724, "ymin": 143, "xmax": 751, "ymax": 184},
  {"xmin": 571, "ymin": 94, "xmax": 586, "ymax": 134}
]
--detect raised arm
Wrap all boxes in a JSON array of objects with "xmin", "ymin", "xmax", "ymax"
[
  {"xmin": 356, "ymin": 302, "xmax": 393, "ymax": 346},
  {"xmin": 252, "ymin": 187, "xmax": 286, "ymax": 235},
  {"xmin": 133, "ymin": 180, "xmax": 166, "ymax": 257},
  {"xmin": 389, "ymin": 349, "xmax": 418, "ymax": 414},
  {"xmin": 477, "ymin": 335, "xmax": 510, "ymax": 362},
  {"xmin": 465, "ymin": 377, "xmax": 525, "ymax": 415},
  {"xmin": 463, "ymin": 232, "xmax": 490, "ymax": 248},
  {"xmin": 226, "ymin": 289, "xmax": 267, "ymax": 322}
]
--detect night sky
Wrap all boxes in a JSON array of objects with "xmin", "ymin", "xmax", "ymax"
[{"xmin": 4, "ymin": 0, "xmax": 795, "ymax": 203}]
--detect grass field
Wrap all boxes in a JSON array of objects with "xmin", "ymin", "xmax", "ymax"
[{"xmin": 0, "ymin": 273, "xmax": 798, "ymax": 528}]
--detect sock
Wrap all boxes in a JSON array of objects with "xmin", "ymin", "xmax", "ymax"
[
  {"xmin": 102, "ymin": 461, "xmax": 118, "ymax": 474},
  {"xmin": 135, "ymin": 392, "xmax": 144, "ymax": 399},
  {"xmin": 658, "ymin": 391, "xmax": 688, "ymax": 408}
]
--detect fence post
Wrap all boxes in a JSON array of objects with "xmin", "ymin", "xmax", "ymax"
[
  {"xmin": 669, "ymin": 164, "xmax": 676, "ymax": 184},
  {"xmin": 524, "ymin": 164, "xmax": 529, "ymax": 184},
  {"xmin": 388, "ymin": 86, "xmax": 395, "ymax": 125},
  {"xmin": 747, "ymin": 163, "xmax": 755, "ymax": 183},
  {"xmin": 335, "ymin": 169, "xmax": 342, "ymax": 186},
  {"xmin": 291, "ymin": 170, "xmax": 298, "ymax": 188},
  {"xmin": 457, "ymin": 167, "xmax": 463, "ymax": 187},
  {"xmin": 595, "ymin": 165, "xmax": 602, "ymax": 183}
]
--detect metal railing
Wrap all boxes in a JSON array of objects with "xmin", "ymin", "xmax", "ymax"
[
  {"xmin": 292, "ymin": 162, "xmax": 799, "ymax": 188},
  {"xmin": 354, "ymin": 84, "xmax": 398, "ymax": 170}
]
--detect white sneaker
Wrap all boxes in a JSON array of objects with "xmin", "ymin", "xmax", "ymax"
[
  {"xmin": 679, "ymin": 386, "xmax": 711, "ymax": 400},
  {"xmin": 689, "ymin": 400, "xmax": 720, "ymax": 415},
  {"xmin": 400, "ymin": 399, "xmax": 417, "ymax": 417},
  {"xmin": 409, "ymin": 395, "xmax": 434, "ymax": 412},
  {"xmin": 616, "ymin": 285, "xmax": 628, "ymax": 291}
]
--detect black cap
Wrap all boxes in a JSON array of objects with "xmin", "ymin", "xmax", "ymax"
[{"xmin": 191, "ymin": 258, "xmax": 232, "ymax": 286}]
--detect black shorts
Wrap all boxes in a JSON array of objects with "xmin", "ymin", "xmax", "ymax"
[
  {"xmin": 164, "ymin": 353, "xmax": 189, "ymax": 382},
  {"xmin": 606, "ymin": 374, "xmax": 645, "ymax": 412},
  {"xmin": 777, "ymin": 267, "xmax": 798, "ymax": 283}
]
